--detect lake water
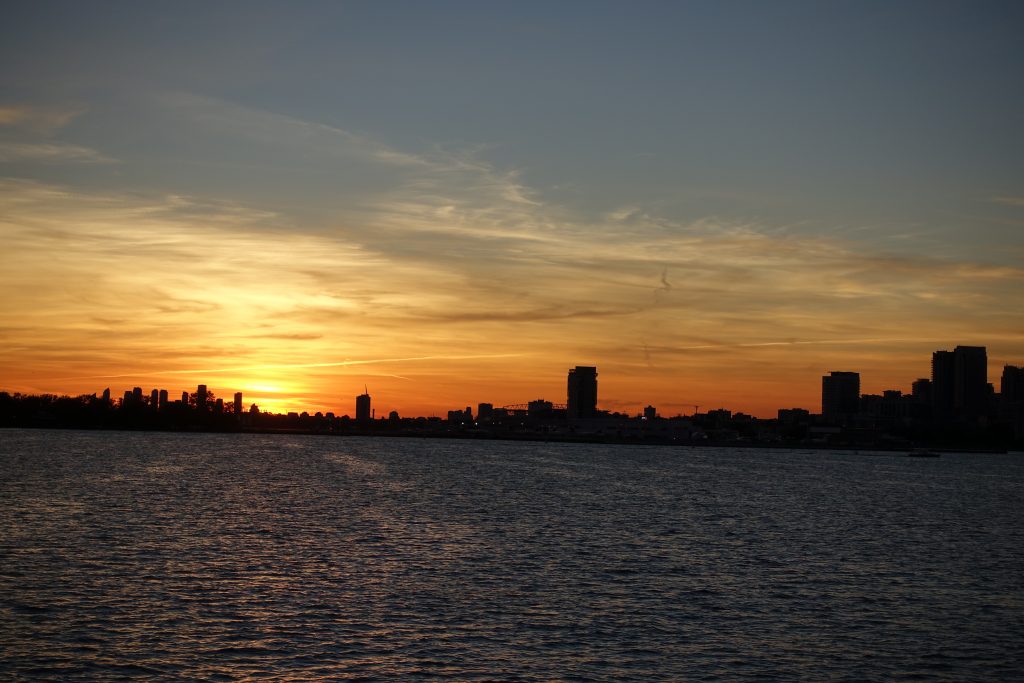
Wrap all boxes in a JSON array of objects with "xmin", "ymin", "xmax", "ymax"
[{"xmin": 1, "ymin": 429, "xmax": 1022, "ymax": 681}]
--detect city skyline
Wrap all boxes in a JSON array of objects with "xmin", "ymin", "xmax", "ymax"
[
  {"xmin": 2, "ymin": 2, "xmax": 1023, "ymax": 417},
  {"xmin": 12, "ymin": 346, "xmax": 1020, "ymax": 425}
]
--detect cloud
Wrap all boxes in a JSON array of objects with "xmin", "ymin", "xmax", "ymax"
[
  {"xmin": 0, "ymin": 141, "xmax": 116, "ymax": 163},
  {"xmin": 2, "ymin": 96, "xmax": 1023, "ymax": 414},
  {"xmin": 0, "ymin": 104, "xmax": 85, "ymax": 134},
  {"xmin": 992, "ymin": 196, "xmax": 1024, "ymax": 208}
]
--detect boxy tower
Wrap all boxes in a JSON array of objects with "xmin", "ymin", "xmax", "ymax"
[{"xmin": 567, "ymin": 366, "xmax": 598, "ymax": 419}]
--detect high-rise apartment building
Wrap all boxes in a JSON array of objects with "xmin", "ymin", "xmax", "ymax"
[
  {"xmin": 356, "ymin": 389, "xmax": 371, "ymax": 422},
  {"xmin": 1002, "ymin": 365, "xmax": 1024, "ymax": 404},
  {"xmin": 567, "ymin": 366, "xmax": 598, "ymax": 419},
  {"xmin": 954, "ymin": 346, "xmax": 988, "ymax": 419},
  {"xmin": 933, "ymin": 346, "xmax": 988, "ymax": 420},
  {"xmin": 821, "ymin": 371, "xmax": 860, "ymax": 418}
]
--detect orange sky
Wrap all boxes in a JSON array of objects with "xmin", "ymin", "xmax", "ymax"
[
  {"xmin": 2, "ymin": 7, "xmax": 1023, "ymax": 416},
  {"xmin": 2, "ymin": 175, "xmax": 1021, "ymax": 417}
]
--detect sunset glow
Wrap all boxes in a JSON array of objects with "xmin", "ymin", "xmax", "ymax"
[{"xmin": 2, "ymin": 3, "xmax": 1022, "ymax": 417}]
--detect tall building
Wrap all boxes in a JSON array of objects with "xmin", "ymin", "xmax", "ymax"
[
  {"xmin": 954, "ymin": 346, "xmax": 988, "ymax": 419},
  {"xmin": 1002, "ymin": 365, "xmax": 1024, "ymax": 438},
  {"xmin": 1003, "ymin": 365, "xmax": 1024, "ymax": 404},
  {"xmin": 356, "ymin": 389, "xmax": 371, "ymax": 422},
  {"xmin": 933, "ymin": 346, "xmax": 988, "ymax": 421},
  {"xmin": 932, "ymin": 350, "xmax": 955, "ymax": 420},
  {"xmin": 821, "ymin": 371, "xmax": 860, "ymax": 418},
  {"xmin": 197, "ymin": 384, "xmax": 208, "ymax": 409},
  {"xmin": 158, "ymin": 389, "xmax": 168, "ymax": 409},
  {"xmin": 233, "ymin": 392, "xmax": 243, "ymax": 415},
  {"xmin": 567, "ymin": 366, "xmax": 598, "ymax": 419}
]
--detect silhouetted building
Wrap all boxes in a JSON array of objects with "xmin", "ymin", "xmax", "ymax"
[
  {"xmin": 1003, "ymin": 365, "xmax": 1024, "ymax": 404},
  {"xmin": 777, "ymin": 408, "xmax": 810, "ymax": 424},
  {"xmin": 528, "ymin": 399, "xmax": 553, "ymax": 417},
  {"xmin": 102, "ymin": 387, "xmax": 111, "ymax": 404},
  {"xmin": 158, "ymin": 389, "xmax": 168, "ymax": 409},
  {"xmin": 181, "ymin": 391, "xmax": 189, "ymax": 404},
  {"xmin": 822, "ymin": 372, "xmax": 860, "ymax": 419},
  {"xmin": 933, "ymin": 346, "xmax": 988, "ymax": 421},
  {"xmin": 567, "ymin": 366, "xmax": 598, "ymax": 419},
  {"xmin": 132, "ymin": 386, "xmax": 143, "ymax": 404},
  {"xmin": 150, "ymin": 389, "xmax": 159, "ymax": 408},
  {"xmin": 911, "ymin": 378, "xmax": 931, "ymax": 403},
  {"xmin": 477, "ymin": 403, "xmax": 493, "ymax": 422},
  {"xmin": 955, "ymin": 346, "xmax": 988, "ymax": 420},
  {"xmin": 1001, "ymin": 365, "xmax": 1024, "ymax": 439},
  {"xmin": 643, "ymin": 405, "xmax": 657, "ymax": 420},
  {"xmin": 355, "ymin": 390, "xmax": 371, "ymax": 422},
  {"xmin": 233, "ymin": 392, "xmax": 243, "ymax": 415},
  {"xmin": 214, "ymin": 398, "xmax": 223, "ymax": 413},
  {"xmin": 197, "ymin": 384, "xmax": 208, "ymax": 409},
  {"xmin": 861, "ymin": 390, "xmax": 909, "ymax": 422},
  {"xmin": 910, "ymin": 378, "xmax": 932, "ymax": 420},
  {"xmin": 931, "ymin": 350, "xmax": 955, "ymax": 421}
]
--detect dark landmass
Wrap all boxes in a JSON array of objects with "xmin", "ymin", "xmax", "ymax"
[{"xmin": 2, "ymin": 390, "xmax": 1019, "ymax": 453}]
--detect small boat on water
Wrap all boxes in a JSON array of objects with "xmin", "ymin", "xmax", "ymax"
[{"xmin": 908, "ymin": 449, "xmax": 941, "ymax": 458}]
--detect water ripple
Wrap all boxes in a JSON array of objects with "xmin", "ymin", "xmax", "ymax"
[{"xmin": 1, "ymin": 430, "xmax": 1022, "ymax": 681}]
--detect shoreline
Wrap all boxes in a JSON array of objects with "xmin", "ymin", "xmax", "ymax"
[{"xmin": 1, "ymin": 425, "xmax": 1010, "ymax": 455}]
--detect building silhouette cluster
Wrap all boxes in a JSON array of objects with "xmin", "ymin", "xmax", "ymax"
[{"xmin": 2, "ymin": 345, "xmax": 1022, "ymax": 450}]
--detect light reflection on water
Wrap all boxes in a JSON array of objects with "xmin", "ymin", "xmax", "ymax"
[{"xmin": 1, "ymin": 430, "xmax": 1022, "ymax": 681}]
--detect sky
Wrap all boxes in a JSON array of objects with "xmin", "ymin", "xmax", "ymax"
[{"xmin": 1, "ymin": 0, "xmax": 1023, "ymax": 417}]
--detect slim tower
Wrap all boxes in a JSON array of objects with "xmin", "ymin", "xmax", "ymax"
[
  {"xmin": 567, "ymin": 366, "xmax": 598, "ymax": 419},
  {"xmin": 356, "ymin": 387, "xmax": 372, "ymax": 422}
]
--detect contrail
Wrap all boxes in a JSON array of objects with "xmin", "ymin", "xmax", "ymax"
[{"xmin": 48, "ymin": 353, "xmax": 524, "ymax": 381}]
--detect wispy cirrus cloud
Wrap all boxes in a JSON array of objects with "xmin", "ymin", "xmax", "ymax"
[
  {"xmin": 0, "ymin": 102, "xmax": 112, "ymax": 164},
  {"xmin": 0, "ymin": 141, "xmax": 116, "ymax": 163},
  {"xmin": 3, "ymin": 94, "xmax": 1024, "ymax": 414},
  {"xmin": 0, "ymin": 103, "xmax": 86, "ymax": 134}
]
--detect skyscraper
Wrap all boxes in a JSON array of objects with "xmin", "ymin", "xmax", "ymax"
[
  {"xmin": 954, "ymin": 346, "xmax": 988, "ymax": 419},
  {"xmin": 821, "ymin": 371, "xmax": 860, "ymax": 418},
  {"xmin": 933, "ymin": 346, "xmax": 988, "ymax": 421},
  {"xmin": 567, "ymin": 366, "xmax": 598, "ymax": 419},
  {"xmin": 932, "ymin": 350, "xmax": 955, "ymax": 420},
  {"xmin": 356, "ymin": 388, "xmax": 371, "ymax": 422},
  {"xmin": 233, "ymin": 392, "xmax": 243, "ymax": 415},
  {"xmin": 1003, "ymin": 365, "xmax": 1024, "ymax": 404}
]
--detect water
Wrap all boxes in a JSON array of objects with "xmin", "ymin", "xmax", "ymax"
[{"xmin": 1, "ymin": 430, "xmax": 1022, "ymax": 681}]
